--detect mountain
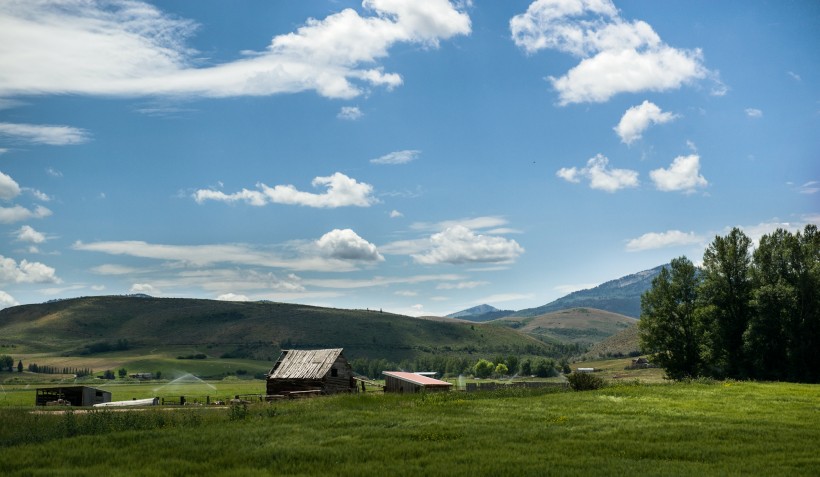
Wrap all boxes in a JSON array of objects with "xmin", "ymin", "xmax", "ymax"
[
  {"xmin": 494, "ymin": 308, "xmax": 637, "ymax": 344},
  {"xmin": 513, "ymin": 264, "xmax": 667, "ymax": 318},
  {"xmin": 446, "ymin": 304, "xmax": 515, "ymax": 322},
  {"xmin": 0, "ymin": 296, "xmax": 558, "ymax": 362}
]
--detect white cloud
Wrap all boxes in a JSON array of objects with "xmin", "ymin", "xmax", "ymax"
[
  {"xmin": 193, "ymin": 172, "xmax": 377, "ymax": 208},
  {"xmin": 316, "ymin": 229, "xmax": 384, "ymax": 262},
  {"xmin": 91, "ymin": 264, "xmax": 141, "ymax": 275},
  {"xmin": 556, "ymin": 154, "xmax": 639, "ymax": 192},
  {"xmin": 436, "ymin": 281, "xmax": 488, "ymax": 290},
  {"xmin": 0, "ymin": 122, "xmax": 90, "ymax": 145},
  {"xmin": 0, "ymin": 0, "xmax": 470, "ymax": 100},
  {"xmin": 337, "ymin": 106, "xmax": 363, "ymax": 120},
  {"xmin": 389, "ymin": 210, "xmax": 403, "ymax": 218},
  {"xmin": 745, "ymin": 108, "xmax": 763, "ymax": 118},
  {"xmin": 412, "ymin": 225, "xmax": 524, "ymax": 265},
  {"xmin": 411, "ymin": 216, "xmax": 509, "ymax": 232},
  {"xmin": 787, "ymin": 71, "xmax": 801, "ymax": 81},
  {"xmin": 370, "ymin": 149, "xmax": 420, "ymax": 165},
  {"xmin": 25, "ymin": 188, "xmax": 51, "ymax": 202},
  {"xmin": 217, "ymin": 293, "xmax": 250, "ymax": 302},
  {"xmin": 0, "ymin": 170, "xmax": 21, "ymax": 200},
  {"xmin": 511, "ymin": 0, "xmax": 707, "ymax": 104},
  {"xmin": 0, "ymin": 205, "xmax": 52, "ymax": 224},
  {"xmin": 15, "ymin": 225, "xmax": 46, "ymax": 244},
  {"xmin": 0, "ymin": 255, "xmax": 60, "ymax": 284},
  {"xmin": 615, "ymin": 100, "xmax": 678, "ymax": 144},
  {"xmin": 130, "ymin": 283, "xmax": 160, "ymax": 295},
  {"xmin": 795, "ymin": 181, "xmax": 818, "ymax": 195},
  {"xmin": 46, "ymin": 167, "xmax": 63, "ymax": 178},
  {"xmin": 553, "ymin": 283, "xmax": 598, "ymax": 295},
  {"xmin": 0, "ymin": 290, "xmax": 19, "ymax": 309},
  {"xmin": 650, "ymin": 154, "xmax": 708, "ymax": 192},
  {"xmin": 626, "ymin": 230, "xmax": 704, "ymax": 252}
]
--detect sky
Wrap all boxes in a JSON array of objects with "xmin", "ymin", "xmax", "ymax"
[{"xmin": 0, "ymin": 0, "xmax": 817, "ymax": 316}]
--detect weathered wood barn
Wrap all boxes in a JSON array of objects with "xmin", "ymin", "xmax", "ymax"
[
  {"xmin": 266, "ymin": 348, "xmax": 356, "ymax": 396},
  {"xmin": 35, "ymin": 386, "xmax": 111, "ymax": 406},
  {"xmin": 382, "ymin": 371, "xmax": 453, "ymax": 393}
]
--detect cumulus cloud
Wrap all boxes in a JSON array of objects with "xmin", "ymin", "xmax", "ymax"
[
  {"xmin": 745, "ymin": 108, "xmax": 763, "ymax": 118},
  {"xmin": 389, "ymin": 210, "xmax": 403, "ymax": 218},
  {"xmin": 0, "ymin": 205, "xmax": 52, "ymax": 224},
  {"xmin": 0, "ymin": 122, "xmax": 90, "ymax": 145},
  {"xmin": 370, "ymin": 149, "xmax": 420, "ymax": 165},
  {"xmin": 337, "ymin": 106, "xmax": 363, "ymax": 120},
  {"xmin": 615, "ymin": 100, "xmax": 678, "ymax": 144},
  {"xmin": 193, "ymin": 172, "xmax": 377, "ymax": 208},
  {"xmin": 556, "ymin": 154, "xmax": 639, "ymax": 192},
  {"xmin": 0, "ymin": 290, "xmax": 19, "ymax": 309},
  {"xmin": 0, "ymin": 255, "xmax": 60, "ymax": 284},
  {"xmin": 316, "ymin": 229, "xmax": 384, "ymax": 262},
  {"xmin": 0, "ymin": 170, "xmax": 21, "ymax": 200},
  {"xmin": 130, "ymin": 283, "xmax": 160, "ymax": 295},
  {"xmin": 412, "ymin": 225, "xmax": 524, "ymax": 265},
  {"xmin": 15, "ymin": 225, "xmax": 46, "ymax": 244},
  {"xmin": 510, "ymin": 0, "xmax": 708, "ymax": 104},
  {"xmin": 217, "ymin": 293, "xmax": 250, "ymax": 302},
  {"xmin": 650, "ymin": 154, "xmax": 708, "ymax": 192},
  {"xmin": 626, "ymin": 230, "xmax": 704, "ymax": 251},
  {"xmin": 0, "ymin": 0, "xmax": 470, "ymax": 100}
]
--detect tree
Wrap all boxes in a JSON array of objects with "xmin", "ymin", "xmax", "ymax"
[
  {"xmin": 473, "ymin": 359, "xmax": 494, "ymax": 379},
  {"xmin": 17, "ymin": 360, "xmax": 23, "ymax": 373},
  {"xmin": 0, "ymin": 355, "xmax": 12, "ymax": 372},
  {"xmin": 533, "ymin": 358, "xmax": 557, "ymax": 378},
  {"xmin": 699, "ymin": 228, "xmax": 753, "ymax": 378},
  {"xmin": 639, "ymin": 257, "xmax": 704, "ymax": 380},
  {"xmin": 519, "ymin": 358, "xmax": 532, "ymax": 376},
  {"xmin": 494, "ymin": 363, "xmax": 509, "ymax": 377},
  {"xmin": 505, "ymin": 355, "xmax": 519, "ymax": 376},
  {"xmin": 118, "ymin": 368, "xmax": 127, "ymax": 378}
]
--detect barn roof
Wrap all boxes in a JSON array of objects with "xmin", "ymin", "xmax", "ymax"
[
  {"xmin": 267, "ymin": 348, "xmax": 345, "ymax": 380},
  {"xmin": 382, "ymin": 371, "xmax": 453, "ymax": 387}
]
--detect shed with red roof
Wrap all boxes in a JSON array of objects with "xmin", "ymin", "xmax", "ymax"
[{"xmin": 382, "ymin": 371, "xmax": 453, "ymax": 393}]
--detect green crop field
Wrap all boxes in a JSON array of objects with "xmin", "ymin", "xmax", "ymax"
[{"xmin": 1, "ymin": 380, "xmax": 817, "ymax": 476}]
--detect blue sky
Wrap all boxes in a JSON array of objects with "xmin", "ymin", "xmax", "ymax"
[{"xmin": 0, "ymin": 0, "xmax": 817, "ymax": 316}]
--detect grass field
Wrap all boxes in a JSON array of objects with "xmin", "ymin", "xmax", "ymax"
[{"xmin": 1, "ymin": 380, "xmax": 817, "ymax": 476}]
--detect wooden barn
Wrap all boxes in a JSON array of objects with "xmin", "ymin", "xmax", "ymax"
[
  {"xmin": 266, "ymin": 348, "xmax": 356, "ymax": 396},
  {"xmin": 382, "ymin": 371, "xmax": 453, "ymax": 393},
  {"xmin": 35, "ymin": 386, "xmax": 112, "ymax": 407}
]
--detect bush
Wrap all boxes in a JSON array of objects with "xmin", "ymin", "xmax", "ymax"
[{"xmin": 566, "ymin": 372, "xmax": 606, "ymax": 391}]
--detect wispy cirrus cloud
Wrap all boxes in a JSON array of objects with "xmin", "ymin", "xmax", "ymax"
[
  {"xmin": 511, "ymin": 0, "xmax": 710, "ymax": 105},
  {"xmin": 193, "ymin": 172, "xmax": 377, "ymax": 208},
  {"xmin": 0, "ymin": 122, "xmax": 90, "ymax": 145},
  {"xmin": 0, "ymin": 0, "xmax": 470, "ymax": 100},
  {"xmin": 370, "ymin": 150, "xmax": 420, "ymax": 165}
]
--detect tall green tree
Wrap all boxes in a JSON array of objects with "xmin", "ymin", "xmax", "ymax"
[
  {"xmin": 699, "ymin": 228, "xmax": 753, "ymax": 378},
  {"xmin": 790, "ymin": 225, "xmax": 820, "ymax": 382},
  {"xmin": 639, "ymin": 257, "xmax": 703, "ymax": 379}
]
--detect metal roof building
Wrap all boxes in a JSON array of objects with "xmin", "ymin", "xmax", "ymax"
[
  {"xmin": 382, "ymin": 371, "xmax": 453, "ymax": 393},
  {"xmin": 266, "ymin": 348, "xmax": 356, "ymax": 396},
  {"xmin": 35, "ymin": 386, "xmax": 112, "ymax": 407}
]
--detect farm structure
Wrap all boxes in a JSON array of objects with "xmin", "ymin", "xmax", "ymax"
[
  {"xmin": 266, "ymin": 348, "xmax": 356, "ymax": 396},
  {"xmin": 35, "ymin": 386, "xmax": 111, "ymax": 407},
  {"xmin": 382, "ymin": 371, "xmax": 453, "ymax": 393}
]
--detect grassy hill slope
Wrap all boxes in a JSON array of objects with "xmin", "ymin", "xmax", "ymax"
[
  {"xmin": 0, "ymin": 296, "xmax": 557, "ymax": 362},
  {"xmin": 494, "ymin": 307, "xmax": 637, "ymax": 344}
]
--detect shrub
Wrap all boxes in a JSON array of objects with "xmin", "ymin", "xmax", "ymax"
[{"xmin": 566, "ymin": 372, "xmax": 606, "ymax": 391}]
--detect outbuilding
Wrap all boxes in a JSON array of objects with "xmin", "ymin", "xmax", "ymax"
[
  {"xmin": 35, "ymin": 386, "xmax": 112, "ymax": 407},
  {"xmin": 382, "ymin": 371, "xmax": 453, "ymax": 393},
  {"xmin": 266, "ymin": 348, "xmax": 356, "ymax": 396}
]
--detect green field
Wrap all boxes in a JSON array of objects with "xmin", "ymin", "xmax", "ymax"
[{"xmin": 1, "ymin": 380, "xmax": 817, "ymax": 476}]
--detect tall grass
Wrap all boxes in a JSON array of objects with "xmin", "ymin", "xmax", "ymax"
[{"xmin": 1, "ymin": 381, "xmax": 818, "ymax": 476}]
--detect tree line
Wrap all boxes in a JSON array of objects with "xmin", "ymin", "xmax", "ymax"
[{"xmin": 639, "ymin": 225, "xmax": 819, "ymax": 382}]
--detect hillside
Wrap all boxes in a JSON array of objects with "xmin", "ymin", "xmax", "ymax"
[
  {"xmin": 584, "ymin": 324, "xmax": 641, "ymax": 359},
  {"xmin": 0, "ymin": 296, "xmax": 558, "ymax": 362},
  {"xmin": 494, "ymin": 307, "xmax": 637, "ymax": 344},
  {"xmin": 513, "ymin": 264, "xmax": 666, "ymax": 318}
]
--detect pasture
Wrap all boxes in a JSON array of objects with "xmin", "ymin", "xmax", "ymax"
[{"xmin": 0, "ymin": 380, "xmax": 817, "ymax": 476}]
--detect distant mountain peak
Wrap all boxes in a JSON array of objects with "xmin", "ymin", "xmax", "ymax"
[{"xmin": 447, "ymin": 304, "xmax": 499, "ymax": 318}]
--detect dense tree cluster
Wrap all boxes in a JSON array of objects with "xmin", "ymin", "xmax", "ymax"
[
  {"xmin": 350, "ymin": 354, "xmax": 564, "ymax": 379},
  {"xmin": 27, "ymin": 363, "xmax": 93, "ymax": 376},
  {"xmin": 639, "ymin": 225, "xmax": 819, "ymax": 382}
]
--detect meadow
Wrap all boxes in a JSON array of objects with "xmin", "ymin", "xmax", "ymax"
[{"xmin": 0, "ymin": 380, "xmax": 817, "ymax": 476}]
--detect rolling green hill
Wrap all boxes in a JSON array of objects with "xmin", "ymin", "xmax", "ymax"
[
  {"xmin": 0, "ymin": 296, "xmax": 559, "ymax": 363},
  {"xmin": 493, "ymin": 307, "xmax": 637, "ymax": 344}
]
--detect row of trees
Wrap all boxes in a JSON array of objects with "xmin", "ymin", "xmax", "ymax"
[
  {"xmin": 639, "ymin": 225, "xmax": 819, "ymax": 382},
  {"xmin": 27, "ymin": 363, "xmax": 93, "ymax": 376},
  {"xmin": 350, "ymin": 354, "xmax": 571, "ymax": 379}
]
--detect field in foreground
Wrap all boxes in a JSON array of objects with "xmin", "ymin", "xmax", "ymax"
[{"xmin": 1, "ymin": 381, "xmax": 818, "ymax": 476}]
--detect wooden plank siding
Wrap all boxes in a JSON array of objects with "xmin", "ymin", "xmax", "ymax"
[{"xmin": 266, "ymin": 349, "xmax": 356, "ymax": 395}]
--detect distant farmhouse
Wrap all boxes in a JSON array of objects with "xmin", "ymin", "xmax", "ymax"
[
  {"xmin": 382, "ymin": 371, "xmax": 453, "ymax": 393},
  {"xmin": 266, "ymin": 348, "xmax": 356, "ymax": 396}
]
